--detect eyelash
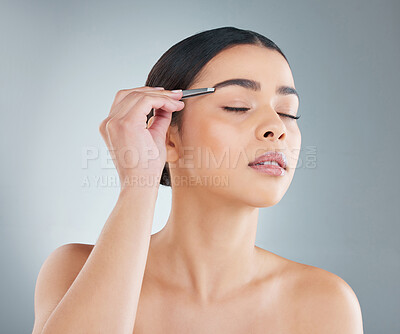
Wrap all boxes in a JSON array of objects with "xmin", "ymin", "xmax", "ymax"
[{"xmin": 222, "ymin": 107, "xmax": 301, "ymax": 120}]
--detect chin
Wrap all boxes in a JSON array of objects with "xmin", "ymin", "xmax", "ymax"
[
  {"xmin": 246, "ymin": 181, "xmax": 288, "ymax": 206},
  {"xmin": 226, "ymin": 187, "xmax": 285, "ymax": 208},
  {"xmin": 249, "ymin": 195, "xmax": 284, "ymax": 208}
]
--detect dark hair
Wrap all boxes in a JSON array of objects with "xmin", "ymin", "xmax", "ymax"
[{"xmin": 145, "ymin": 26, "xmax": 289, "ymax": 187}]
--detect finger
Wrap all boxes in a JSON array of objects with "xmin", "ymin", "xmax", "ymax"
[
  {"xmin": 114, "ymin": 91, "xmax": 184, "ymax": 121},
  {"xmin": 120, "ymin": 94, "xmax": 184, "ymax": 129},
  {"xmin": 110, "ymin": 86, "xmax": 165, "ymax": 112},
  {"xmin": 147, "ymin": 108, "xmax": 173, "ymax": 136},
  {"xmin": 107, "ymin": 87, "xmax": 165, "ymax": 126},
  {"xmin": 100, "ymin": 89, "xmax": 182, "ymax": 139},
  {"xmin": 109, "ymin": 88, "xmax": 182, "ymax": 120},
  {"xmin": 115, "ymin": 87, "xmax": 183, "ymax": 111},
  {"xmin": 104, "ymin": 88, "xmax": 166, "ymax": 131},
  {"xmin": 147, "ymin": 109, "xmax": 174, "ymax": 150}
]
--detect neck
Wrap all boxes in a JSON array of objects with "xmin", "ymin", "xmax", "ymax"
[{"xmin": 149, "ymin": 183, "xmax": 263, "ymax": 304}]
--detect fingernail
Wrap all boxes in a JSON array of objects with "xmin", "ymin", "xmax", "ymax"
[
  {"xmin": 154, "ymin": 87, "xmax": 164, "ymax": 89},
  {"xmin": 171, "ymin": 89, "xmax": 182, "ymax": 93}
]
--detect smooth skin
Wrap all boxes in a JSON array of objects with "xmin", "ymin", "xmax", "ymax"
[{"xmin": 32, "ymin": 44, "xmax": 364, "ymax": 334}]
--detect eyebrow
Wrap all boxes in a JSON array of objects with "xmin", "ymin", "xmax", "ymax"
[{"xmin": 212, "ymin": 78, "xmax": 300, "ymax": 103}]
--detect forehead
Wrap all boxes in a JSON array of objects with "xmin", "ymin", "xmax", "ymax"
[{"xmin": 191, "ymin": 44, "xmax": 294, "ymax": 89}]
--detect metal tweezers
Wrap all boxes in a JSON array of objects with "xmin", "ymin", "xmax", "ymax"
[
  {"xmin": 149, "ymin": 88, "xmax": 215, "ymax": 114},
  {"xmin": 180, "ymin": 87, "xmax": 215, "ymax": 100}
]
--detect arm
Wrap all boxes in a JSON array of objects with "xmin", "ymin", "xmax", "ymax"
[
  {"xmin": 32, "ymin": 86, "xmax": 183, "ymax": 334},
  {"xmin": 33, "ymin": 186, "xmax": 159, "ymax": 334}
]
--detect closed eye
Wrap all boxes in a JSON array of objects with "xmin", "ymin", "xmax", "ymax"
[{"xmin": 222, "ymin": 107, "xmax": 301, "ymax": 120}]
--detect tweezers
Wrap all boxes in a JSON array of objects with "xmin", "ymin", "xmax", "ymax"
[
  {"xmin": 149, "ymin": 88, "xmax": 215, "ymax": 114},
  {"xmin": 180, "ymin": 87, "xmax": 215, "ymax": 100}
]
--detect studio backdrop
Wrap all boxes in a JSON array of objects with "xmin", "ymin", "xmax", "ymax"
[{"xmin": 0, "ymin": 0, "xmax": 399, "ymax": 333}]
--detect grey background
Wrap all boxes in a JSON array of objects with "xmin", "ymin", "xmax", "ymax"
[{"xmin": 1, "ymin": 0, "xmax": 399, "ymax": 333}]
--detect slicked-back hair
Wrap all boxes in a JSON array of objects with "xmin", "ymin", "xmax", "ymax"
[{"xmin": 145, "ymin": 26, "xmax": 289, "ymax": 186}]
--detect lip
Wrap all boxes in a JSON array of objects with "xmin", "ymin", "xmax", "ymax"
[
  {"xmin": 248, "ymin": 151, "xmax": 288, "ymax": 170},
  {"xmin": 249, "ymin": 163, "xmax": 286, "ymax": 176}
]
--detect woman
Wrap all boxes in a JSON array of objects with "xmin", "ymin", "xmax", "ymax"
[{"xmin": 32, "ymin": 26, "xmax": 364, "ymax": 333}]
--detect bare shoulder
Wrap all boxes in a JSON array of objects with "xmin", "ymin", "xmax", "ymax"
[
  {"xmin": 277, "ymin": 254, "xmax": 364, "ymax": 333},
  {"xmin": 32, "ymin": 243, "xmax": 94, "ymax": 334},
  {"xmin": 35, "ymin": 242, "xmax": 94, "ymax": 293},
  {"xmin": 41, "ymin": 242, "xmax": 95, "ymax": 275}
]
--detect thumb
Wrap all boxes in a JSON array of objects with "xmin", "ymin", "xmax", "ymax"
[{"xmin": 147, "ymin": 108, "xmax": 173, "ymax": 148}]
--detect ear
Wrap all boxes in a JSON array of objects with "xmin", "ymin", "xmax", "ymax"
[{"xmin": 165, "ymin": 125, "xmax": 180, "ymax": 164}]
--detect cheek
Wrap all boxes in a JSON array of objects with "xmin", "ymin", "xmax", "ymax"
[
  {"xmin": 288, "ymin": 125, "xmax": 301, "ymax": 146},
  {"xmin": 184, "ymin": 114, "xmax": 241, "ymax": 168},
  {"xmin": 203, "ymin": 120, "xmax": 236, "ymax": 163},
  {"xmin": 286, "ymin": 126, "xmax": 302, "ymax": 168}
]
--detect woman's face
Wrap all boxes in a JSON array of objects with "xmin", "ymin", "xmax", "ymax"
[{"xmin": 168, "ymin": 44, "xmax": 301, "ymax": 207}]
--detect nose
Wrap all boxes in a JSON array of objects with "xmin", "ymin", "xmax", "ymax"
[{"xmin": 256, "ymin": 111, "xmax": 287, "ymax": 142}]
